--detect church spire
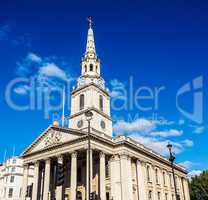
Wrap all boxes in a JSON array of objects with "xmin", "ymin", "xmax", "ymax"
[{"xmin": 85, "ymin": 16, "xmax": 96, "ymax": 56}]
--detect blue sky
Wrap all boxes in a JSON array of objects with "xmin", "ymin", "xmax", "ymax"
[{"xmin": 0, "ymin": 0, "xmax": 208, "ymax": 176}]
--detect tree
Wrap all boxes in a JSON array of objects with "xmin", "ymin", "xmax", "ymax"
[{"xmin": 189, "ymin": 170, "xmax": 208, "ymax": 200}]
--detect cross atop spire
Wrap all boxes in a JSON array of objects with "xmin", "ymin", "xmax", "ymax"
[{"xmin": 87, "ymin": 16, "xmax": 93, "ymax": 29}]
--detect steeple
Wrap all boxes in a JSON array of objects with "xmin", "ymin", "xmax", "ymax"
[
  {"xmin": 85, "ymin": 16, "xmax": 96, "ymax": 57},
  {"xmin": 80, "ymin": 17, "xmax": 101, "ymax": 78},
  {"xmin": 69, "ymin": 17, "xmax": 112, "ymax": 137}
]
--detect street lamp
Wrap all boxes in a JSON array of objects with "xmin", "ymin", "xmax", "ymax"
[
  {"xmin": 167, "ymin": 143, "xmax": 180, "ymax": 200},
  {"xmin": 85, "ymin": 110, "xmax": 93, "ymax": 200}
]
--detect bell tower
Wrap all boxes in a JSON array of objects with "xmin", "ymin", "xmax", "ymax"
[{"xmin": 69, "ymin": 17, "xmax": 112, "ymax": 136}]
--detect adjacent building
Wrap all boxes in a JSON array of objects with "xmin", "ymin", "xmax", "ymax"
[
  {"xmin": 21, "ymin": 19, "xmax": 190, "ymax": 200},
  {"xmin": 0, "ymin": 157, "xmax": 34, "ymax": 200}
]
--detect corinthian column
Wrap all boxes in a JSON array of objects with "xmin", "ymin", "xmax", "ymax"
[
  {"xmin": 136, "ymin": 160, "xmax": 147, "ymax": 200},
  {"xmin": 100, "ymin": 152, "xmax": 106, "ymax": 200},
  {"xmin": 70, "ymin": 152, "xmax": 77, "ymax": 200},
  {"xmin": 32, "ymin": 161, "xmax": 40, "ymax": 200},
  {"xmin": 110, "ymin": 155, "xmax": 122, "ymax": 200},
  {"xmin": 43, "ymin": 159, "xmax": 51, "ymax": 200},
  {"xmin": 21, "ymin": 164, "xmax": 29, "ymax": 200},
  {"xmin": 120, "ymin": 154, "xmax": 133, "ymax": 200}
]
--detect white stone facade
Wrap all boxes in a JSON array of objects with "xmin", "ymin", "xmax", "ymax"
[
  {"xmin": 21, "ymin": 127, "xmax": 190, "ymax": 200},
  {"xmin": 20, "ymin": 18, "xmax": 190, "ymax": 200},
  {"xmin": 0, "ymin": 157, "xmax": 34, "ymax": 200}
]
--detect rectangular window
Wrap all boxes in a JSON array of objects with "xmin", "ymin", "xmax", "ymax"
[
  {"xmin": 11, "ymin": 167, "xmax": 15, "ymax": 172},
  {"xmin": 8, "ymin": 188, "xmax": 13, "ymax": 198},
  {"xmin": 10, "ymin": 176, "xmax": 15, "ymax": 183}
]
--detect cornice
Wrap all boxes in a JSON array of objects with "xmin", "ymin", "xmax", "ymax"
[
  {"xmin": 21, "ymin": 126, "xmax": 187, "ymax": 175},
  {"xmin": 71, "ymin": 82, "xmax": 109, "ymax": 97},
  {"xmin": 69, "ymin": 107, "xmax": 112, "ymax": 121}
]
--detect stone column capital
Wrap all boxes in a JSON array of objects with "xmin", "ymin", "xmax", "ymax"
[
  {"xmin": 136, "ymin": 159, "xmax": 143, "ymax": 165},
  {"xmin": 57, "ymin": 155, "xmax": 63, "ymax": 163},
  {"xmin": 34, "ymin": 160, "xmax": 40, "ymax": 166},
  {"xmin": 71, "ymin": 151, "xmax": 78, "ymax": 158},
  {"xmin": 109, "ymin": 154, "xmax": 119, "ymax": 162},
  {"xmin": 99, "ymin": 151, "xmax": 105, "ymax": 158},
  {"xmin": 45, "ymin": 158, "xmax": 51, "ymax": 164},
  {"xmin": 119, "ymin": 153, "xmax": 130, "ymax": 160}
]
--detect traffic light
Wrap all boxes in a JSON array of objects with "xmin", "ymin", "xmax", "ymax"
[
  {"xmin": 56, "ymin": 163, "xmax": 64, "ymax": 186},
  {"xmin": 90, "ymin": 192, "xmax": 96, "ymax": 200},
  {"xmin": 26, "ymin": 184, "xmax": 33, "ymax": 197}
]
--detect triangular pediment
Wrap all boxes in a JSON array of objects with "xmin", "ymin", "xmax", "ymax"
[{"xmin": 22, "ymin": 126, "xmax": 86, "ymax": 155}]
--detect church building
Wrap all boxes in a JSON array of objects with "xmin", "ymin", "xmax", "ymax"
[{"xmin": 21, "ymin": 18, "xmax": 190, "ymax": 200}]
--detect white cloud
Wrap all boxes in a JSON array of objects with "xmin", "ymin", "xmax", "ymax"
[
  {"xmin": 150, "ymin": 129, "xmax": 183, "ymax": 137},
  {"xmin": 182, "ymin": 139, "xmax": 194, "ymax": 147},
  {"xmin": 13, "ymin": 85, "xmax": 30, "ymax": 95},
  {"xmin": 110, "ymin": 90, "xmax": 123, "ymax": 98},
  {"xmin": 179, "ymin": 161, "xmax": 200, "ymax": 169},
  {"xmin": 113, "ymin": 118, "xmax": 155, "ymax": 134},
  {"xmin": 109, "ymin": 79, "xmax": 126, "ymax": 98},
  {"xmin": 153, "ymin": 119, "xmax": 174, "ymax": 126},
  {"xmin": 129, "ymin": 134, "xmax": 186, "ymax": 156},
  {"xmin": 178, "ymin": 119, "xmax": 185, "ymax": 125},
  {"xmin": 14, "ymin": 52, "xmax": 71, "ymax": 96},
  {"xmin": 188, "ymin": 170, "xmax": 202, "ymax": 178},
  {"xmin": 193, "ymin": 126, "xmax": 205, "ymax": 134},
  {"xmin": 113, "ymin": 118, "xmax": 193, "ymax": 156},
  {"xmin": 110, "ymin": 79, "xmax": 125, "ymax": 88},
  {"xmin": 27, "ymin": 52, "xmax": 42, "ymax": 63},
  {"xmin": 39, "ymin": 63, "xmax": 68, "ymax": 81}
]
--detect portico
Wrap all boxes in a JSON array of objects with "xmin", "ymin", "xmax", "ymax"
[{"xmin": 22, "ymin": 129, "xmax": 110, "ymax": 200}]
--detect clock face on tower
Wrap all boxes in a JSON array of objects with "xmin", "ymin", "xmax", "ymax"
[
  {"xmin": 77, "ymin": 120, "xmax": 83, "ymax": 128},
  {"xmin": 100, "ymin": 120, "xmax": 106, "ymax": 129}
]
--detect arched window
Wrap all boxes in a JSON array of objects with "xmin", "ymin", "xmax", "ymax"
[
  {"xmin": 96, "ymin": 65, "xmax": 98, "ymax": 73},
  {"xmin": 90, "ymin": 64, "xmax": 93, "ymax": 71},
  {"xmin": 147, "ymin": 165, "xmax": 150, "ymax": 182},
  {"xmin": 80, "ymin": 94, "xmax": 84, "ymax": 110},
  {"xmin": 157, "ymin": 192, "xmax": 161, "ymax": 200},
  {"xmin": 99, "ymin": 95, "xmax": 103, "ymax": 111},
  {"xmin": 84, "ymin": 65, "xmax": 87, "ymax": 72},
  {"xmin": 148, "ymin": 191, "xmax": 152, "ymax": 200},
  {"xmin": 163, "ymin": 171, "xmax": 166, "ymax": 186},
  {"xmin": 155, "ymin": 168, "xmax": 159, "ymax": 184}
]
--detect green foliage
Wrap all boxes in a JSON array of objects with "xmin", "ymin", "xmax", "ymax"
[{"xmin": 189, "ymin": 171, "xmax": 208, "ymax": 200}]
